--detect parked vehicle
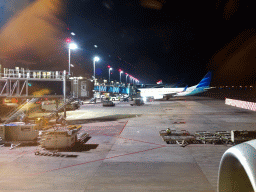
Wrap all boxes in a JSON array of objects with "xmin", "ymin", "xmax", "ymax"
[
  {"xmin": 110, "ymin": 96, "xmax": 120, "ymax": 101},
  {"xmin": 121, "ymin": 97, "xmax": 129, "ymax": 102},
  {"xmin": 103, "ymin": 100, "xmax": 115, "ymax": 107},
  {"xmin": 130, "ymin": 98, "xmax": 144, "ymax": 106}
]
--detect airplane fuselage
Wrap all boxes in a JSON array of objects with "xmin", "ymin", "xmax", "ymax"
[
  {"xmin": 138, "ymin": 71, "xmax": 212, "ymax": 99},
  {"xmin": 138, "ymin": 87, "xmax": 184, "ymax": 99}
]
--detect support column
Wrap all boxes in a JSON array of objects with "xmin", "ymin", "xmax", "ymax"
[
  {"xmin": 7, "ymin": 79, "xmax": 10, "ymax": 96},
  {"xmin": 26, "ymin": 79, "xmax": 28, "ymax": 96},
  {"xmin": 63, "ymin": 70, "xmax": 66, "ymax": 118},
  {"xmin": 16, "ymin": 80, "xmax": 20, "ymax": 96}
]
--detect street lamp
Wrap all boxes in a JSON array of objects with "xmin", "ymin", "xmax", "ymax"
[
  {"xmin": 93, "ymin": 56, "xmax": 100, "ymax": 84},
  {"xmin": 109, "ymin": 67, "xmax": 112, "ymax": 83},
  {"xmin": 125, "ymin": 73, "xmax": 128, "ymax": 84},
  {"xmin": 68, "ymin": 43, "xmax": 77, "ymax": 76},
  {"xmin": 119, "ymin": 70, "xmax": 123, "ymax": 83}
]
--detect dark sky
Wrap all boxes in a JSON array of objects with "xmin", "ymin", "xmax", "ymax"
[
  {"xmin": 66, "ymin": 0, "xmax": 256, "ymax": 86},
  {"xmin": 0, "ymin": 0, "xmax": 256, "ymax": 86}
]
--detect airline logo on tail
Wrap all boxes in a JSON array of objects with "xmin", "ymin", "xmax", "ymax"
[{"xmin": 173, "ymin": 72, "xmax": 212, "ymax": 97}]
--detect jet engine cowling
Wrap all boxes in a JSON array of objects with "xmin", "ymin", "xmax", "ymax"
[{"xmin": 218, "ymin": 139, "xmax": 256, "ymax": 192}]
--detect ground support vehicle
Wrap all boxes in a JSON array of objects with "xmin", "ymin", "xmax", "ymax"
[
  {"xmin": 121, "ymin": 97, "xmax": 129, "ymax": 102},
  {"xmin": 110, "ymin": 96, "xmax": 120, "ymax": 101},
  {"xmin": 35, "ymin": 125, "xmax": 90, "ymax": 157},
  {"xmin": 39, "ymin": 125, "xmax": 86, "ymax": 149},
  {"xmin": 66, "ymin": 102, "xmax": 80, "ymax": 110},
  {"xmin": 41, "ymin": 99, "xmax": 79, "ymax": 112},
  {"xmin": 214, "ymin": 131, "xmax": 231, "ymax": 143},
  {"xmin": 34, "ymin": 96, "xmax": 76, "ymax": 128},
  {"xmin": 76, "ymin": 131, "xmax": 90, "ymax": 144},
  {"xmin": 230, "ymin": 130, "xmax": 256, "ymax": 144},
  {"xmin": 159, "ymin": 129, "xmax": 193, "ymax": 147},
  {"xmin": 34, "ymin": 151, "xmax": 78, "ymax": 157},
  {"xmin": 146, "ymin": 96, "xmax": 154, "ymax": 102},
  {"xmin": 130, "ymin": 98, "xmax": 144, "ymax": 106},
  {"xmin": 159, "ymin": 129, "xmax": 256, "ymax": 147},
  {"xmin": 194, "ymin": 131, "xmax": 231, "ymax": 144},
  {"xmin": 103, "ymin": 100, "xmax": 115, "ymax": 107},
  {"xmin": 0, "ymin": 122, "xmax": 39, "ymax": 144}
]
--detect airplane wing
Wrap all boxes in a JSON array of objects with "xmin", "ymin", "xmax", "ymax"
[{"xmin": 204, "ymin": 87, "xmax": 216, "ymax": 90}]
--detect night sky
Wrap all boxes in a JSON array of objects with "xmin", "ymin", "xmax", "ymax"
[{"xmin": 0, "ymin": 0, "xmax": 256, "ymax": 86}]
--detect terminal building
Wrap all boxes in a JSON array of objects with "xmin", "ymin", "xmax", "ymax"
[{"xmin": 0, "ymin": 66, "xmax": 138, "ymax": 101}]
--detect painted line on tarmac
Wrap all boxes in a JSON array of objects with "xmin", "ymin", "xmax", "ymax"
[
  {"xmin": 102, "ymin": 120, "xmax": 166, "ymax": 147},
  {"xmin": 28, "ymin": 145, "xmax": 165, "ymax": 176},
  {"xmin": 102, "ymin": 133, "xmax": 166, "ymax": 147},
  {"xmin": 28, "ymin": 120, "xmax": 168, "ymax": 176},
  {"xmin": 116, "ymin": 135, "xmax": 166, "ymax": 147}
]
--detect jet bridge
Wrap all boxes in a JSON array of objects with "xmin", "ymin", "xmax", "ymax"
[
  {"xmin": 0, "ymin": 67, "xmax": 69, "ymax": 118},
  {"xmin": 0, "ymin": 67, "xmax": 66, "ymax": 97}
]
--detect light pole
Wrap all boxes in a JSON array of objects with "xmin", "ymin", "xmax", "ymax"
[
  {"xmin": 109, "ymin": 67, "xmax": 112, "ymax": 83},
  {"xmin": 68, "ymin": 43, "xmax": 77, "ymax": 76},
  {"xmin": 93, "ymin": 56, "xmax": 100, "ymax": 84},
  {"xmin": 119, "ymin": 70, "xmax": 123, "ymax": 83},
  {"xmin": 125, "ymin": 73, "xmax": 128, "ymax": 84}
]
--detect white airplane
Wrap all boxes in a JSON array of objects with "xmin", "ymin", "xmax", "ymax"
[{"xmin": 138, "ymin": 72, "xmax": 213, "ymax": 100}]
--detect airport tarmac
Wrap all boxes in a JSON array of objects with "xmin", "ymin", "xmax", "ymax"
[{"xmin": 1, "ymin": 96, "xmax": 256, "ymax": 192}]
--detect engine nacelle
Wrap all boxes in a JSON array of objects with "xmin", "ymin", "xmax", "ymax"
[{"xmin": 218, "ymin": 139, "xmax": 256, "ymax": 192}]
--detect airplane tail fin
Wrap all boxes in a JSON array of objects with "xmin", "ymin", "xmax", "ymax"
[
  {"xmin": 183, "ymin": 85, "xmax": 188, "ymax": 92},
  {"xmin": 196, "ymin": 71, "xmax": 212, "ymax": 88}
]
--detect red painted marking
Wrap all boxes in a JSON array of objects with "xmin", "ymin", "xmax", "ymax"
[
  {"xmin": 117, "ymin": 136, "xmax": 166, "ymax": 147},
  {"xmin": 102, "ymin": 134, "xmax": 166, "ymax": 147},
  {"xmin": 119, "ymin": 120, "xmax": 128, "ymax": 135},
  {"xmin": 29, "ymin": 146, "xmax": 165, "ymax": 176},
  {"xmin": 26, "ymin": 120, "xmax": 167, "ymax": 176}
]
